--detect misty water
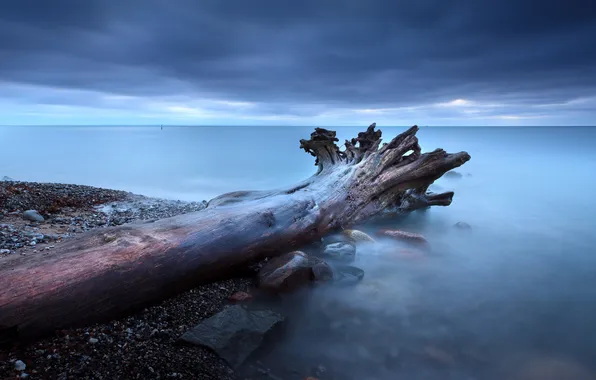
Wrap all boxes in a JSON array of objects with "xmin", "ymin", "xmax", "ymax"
[{"xmin": 2, "ymin": 126, "xmax": 596, "ymax": 379}]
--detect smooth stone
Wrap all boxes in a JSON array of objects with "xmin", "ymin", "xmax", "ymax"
[
  {"xmin": 454, "ymin": 221, "xmax": 472, "ymax": 229},
  {"xmin": 444, "ymin": 170, "xmax": 463, "ymax": 179},
  {"xmin": 14, "ymin": 360, "xmax": 26, "ymax": 371},
  {"xmin": 258, "ymin": 251, "xmax": 333, "ymax": 292},
  {"xmin": 333, "ymin": 265, "xmax": 365, "ymax": 286},
  {"xmin": 322, "ymin": 242, "xmax": 356, "ymax": 262},
  {"xmin": 179, "ymin": 305, "xmax": 284, "ymax": 369},
  {"xmin": 377, "ymin": 229, "xmax": 429, "ymax": 246},
  {"xmin": 23, "ymin": 210, "xmax": 44, "ymax": 222},
  {"xmin": 343, "ymin": 229, "xmax": 375, "ymax": 243}
]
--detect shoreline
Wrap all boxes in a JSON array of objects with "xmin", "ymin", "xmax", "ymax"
[
  {"xmin": 0, "ymin": 180, "xmax": 248, "ymax": 379},
  {"xmin": 0, "ymin": 180, "xmax": 208, "ymax": 258}
]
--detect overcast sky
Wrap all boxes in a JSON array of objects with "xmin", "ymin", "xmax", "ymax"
[{"xmin": 1, "ymin": 0, "xmax": 595, "ymax": 126}]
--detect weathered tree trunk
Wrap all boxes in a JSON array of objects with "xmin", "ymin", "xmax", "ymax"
[{"xmin": 0, "ymin": 124, "xmax": 470, "ymax": 345}]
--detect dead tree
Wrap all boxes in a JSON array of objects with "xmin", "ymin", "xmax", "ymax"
[{"xmin": 0, "ymin": 123, "xmax": 470, "ymax": 345}]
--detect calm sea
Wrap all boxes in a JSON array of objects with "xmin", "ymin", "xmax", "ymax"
[{"xmin": 1, "ymin": 125, "xmax": 596, "ymax": 379}]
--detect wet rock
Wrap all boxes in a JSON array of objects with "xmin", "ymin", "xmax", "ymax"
[
  {"xmin": 333, "ymin": 265, "xmax": 365, "ymax": 286},
  {"xmin": 454, "ymin": 221, "xmax": 471, "ymax": 229},
  {"xmin": 377, "ymin": 229, "xmax": 429, "ymax": 246},
  {"xmin": 444, "ymin": 170, "xmax": 463, "ymax": 179},
  {"xmin": 258, "ymin": 251, "xmax": 333, "ymax": 293},
  {"xmin": 311, "ymin": 260, "xmax": 334, "ymax": 282},
  {"xmin": 343, "ymin": 229, "xmax": 375, "ymax": 243},
  {"xmin": 322, "ymin": 242, "xmax": 356, "ymax": 262},
  {"xmin": 321, "ymin": 233, "xmax": 353, "ymax": 245},
  {"xmin": 179, "ymin": 305, "xmax": 284, "ymax": 369},
  {"xmin": 228, "ymin": 291, "xmax": 253, "ymax": 303},
  {"xmin": 23, "ymin": 210, "xmax": 44, "ymax": 222}
]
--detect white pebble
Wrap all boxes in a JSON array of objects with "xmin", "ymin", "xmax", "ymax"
[
  {"xmin": 88, "ymin": 337, "xmax": 98, "ymax": 344},
  {"xmin": 14, "ymin": 360, "xmax": 26, "ymax": 371}
]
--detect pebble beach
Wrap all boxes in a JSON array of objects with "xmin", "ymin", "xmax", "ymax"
[{"xmin": 0, "ymin": 179, "xmax": 251, "ymax": 379}]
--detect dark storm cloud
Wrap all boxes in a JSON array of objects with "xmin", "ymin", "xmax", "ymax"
[{"xmin": 1, "ymin": 0, "xmax": 596, "ymax": 115}]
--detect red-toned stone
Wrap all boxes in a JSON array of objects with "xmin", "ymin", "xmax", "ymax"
[
  {"xmin": 228, "ymin": 291, "xmax": 253, "ymax": 302},
  {"xmin": 258, "ymin": 251, "xmax": 333, "ymax": 293},
  {"xmin": 377, "ymin": 229, "xmax": 429, "ymax": 246}
]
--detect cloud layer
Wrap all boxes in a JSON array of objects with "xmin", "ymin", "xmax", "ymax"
[{"xmin": 1, "ymin": 0, "xmax": 595, "ymax": 125}]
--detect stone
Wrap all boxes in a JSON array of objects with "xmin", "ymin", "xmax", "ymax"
[
  {"xmin": 229, "ymin": 291, "xmax": 253, "ymax": 302},
  {"xmin": 14, "ymin": 360, "xmax": 26, "ymax": 371},
  {"xmin": 444, "ymin": 170, "xmax": 463, "ymax": 179},
  {"xmin": 23, "ymin": 210, "xmax": 44, "ymax": 222},
  {"xmin": 322, "ymin": 242, "xmax": 356, "ymax": 262},
  {"xmin": 88, "ymin": 337, "xmax": 98, "ymax": 344},
  {"xmin": 258, "ymin": 251, "xmax": 333, "ymax": 292},
  {"xmin": 377, "ymin": 229, "xmax": 429, "ymax": 246},
  {"xmin": 343, "ymin": 229, "xmax": 375, "ymax": 243},
  {"xmin": 333, "ymin": 265, "xmax": 365, "ymax": 286},
  {"xmin": 179, "ymin": 305, "xmax": 284, "ymax": 369},
  {"xmin": 454, "ymin": 221, "xmax": 471, "ymax": 229},
  {"xmin": 0, "ymin": 249, "xmax": 10, "ymax": 254}
]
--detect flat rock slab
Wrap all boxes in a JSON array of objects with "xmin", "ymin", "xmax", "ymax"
[{"xmin": 179, "ymin": 305, "xmax": 284, "ymax": 369}]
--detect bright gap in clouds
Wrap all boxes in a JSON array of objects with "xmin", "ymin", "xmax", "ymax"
[{"xmin": 0, "ymin": 83, "xmax": 594, "ymax": 126}]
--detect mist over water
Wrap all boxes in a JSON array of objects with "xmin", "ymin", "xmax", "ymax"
[{"xmin": 2, "ymin": 126, "xmax": 596, "ymax": 378}]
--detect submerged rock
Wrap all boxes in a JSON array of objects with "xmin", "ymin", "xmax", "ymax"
[
  {"xmin": 323, "ymin": 242, "xmax": 356, "ymax": 262},
  {"xmin": 343, "ymin": 229, "xmax": 375, "ymax": 243},
  {"xmin": 258, "ymin": 251, "xmax": 333, "ymax": 293},
  {"xmin": 444, "ymin": 170, "xmax": 463, "ymax": 179},
  {"xmin": 454, "ymin": 221, "xmax": 471, "ymax": 229},
  {"xmin": 377, "ymin": 229, "xmax": 429, "ymax": 246},
  {"xmin": 333, "ymin": 265, "xmax": 365, "ymax": 286},
  {"xmin": 179, "ymin": 305, "xmax": 284, "ymax": 369},
  {"xmin": 23, "ymin": 210, "xmax": 44, "ymax": 222}
]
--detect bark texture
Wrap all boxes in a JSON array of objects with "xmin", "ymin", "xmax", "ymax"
[{"xmin": 0, "ymin": 123, "xmax": 470, "ymax": 345}]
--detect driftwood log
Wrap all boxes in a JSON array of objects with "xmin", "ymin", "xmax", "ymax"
[{"xmin": 0, "ymin": 123, "xmax": 470, "ymax": 345}]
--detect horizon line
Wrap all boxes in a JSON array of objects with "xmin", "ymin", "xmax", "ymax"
[{"xmin": 1, "ymin": 124, "xmax": 595, "ymax": 128}]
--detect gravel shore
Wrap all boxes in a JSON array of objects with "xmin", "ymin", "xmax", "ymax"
[{"xmin": 0, "ymin": 180, "xmax": 251, "ymax": 379}]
